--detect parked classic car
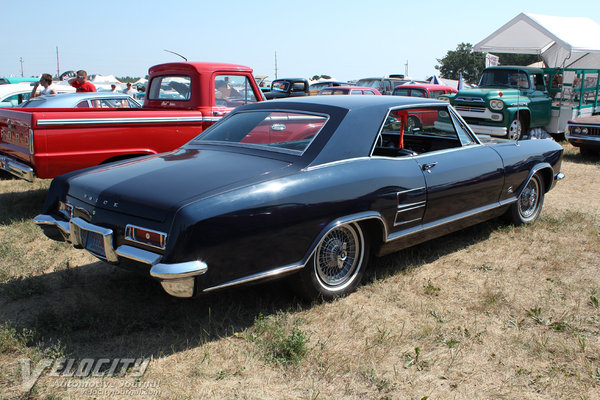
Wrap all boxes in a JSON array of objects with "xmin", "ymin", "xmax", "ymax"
[
  {"xmin": 19, "ymin": 92, "xmax": 142, "ymax": 108},
  {"xmin": 309, "ymin": 81, "xmax": 351, "ymax": 95},
  {"xmin": 392, "ymin": 83, "xmax": 457, "ymax": 99},
  {"xmin": 318, "ymin": 86, "xmax": 381, "ymax": 95},
  {"xmin": 264, "ymin": 78, "xmax": 310, "ymax": 100},
  {"xmin": 566, "ymin": 115, "xmax": 600, "ymax": 155},
  {"xmin": 35, "ymin": 96, "xmax": 564, "ymax": 299},
  {"xmin": 0, "ymin": 82, "xmax": 74, "ymax": 107},
  {"xmin": 356, "ymin": 77, "xmax": 408, "ymax": 95}
]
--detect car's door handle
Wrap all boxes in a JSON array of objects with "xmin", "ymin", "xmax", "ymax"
[{"xmin": 421, "ymin": 162, "xmax": 437, "ymax": 173}]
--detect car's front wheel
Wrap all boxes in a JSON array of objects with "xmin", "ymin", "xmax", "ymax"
[
  {"xmin": 506, "ymin": 173, "xmax": 545, "ymax": 225},
  {"xmin": 296, "ymin": 222, "xmax": 369, "ymax": 300}
]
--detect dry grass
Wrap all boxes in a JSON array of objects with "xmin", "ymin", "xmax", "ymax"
[{"xmin": 0, "ymin": 143, "xmax": 599, "ymax": 399}]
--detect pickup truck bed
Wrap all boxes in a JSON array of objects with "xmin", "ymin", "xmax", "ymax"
[
  {"xmin": 0, "ymin": 61, "xmax": 263, "ymax": 181},
  {"xmin": 0, "ymin": 107, "xmax": 211, "ymax": 180}
]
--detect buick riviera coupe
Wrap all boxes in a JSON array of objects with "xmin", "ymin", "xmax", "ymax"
[{"xmin": 35, "ymin": 96, "xmax": 564, "ymax": 299}]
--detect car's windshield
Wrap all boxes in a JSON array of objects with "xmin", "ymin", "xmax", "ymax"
[
  {"xmin": 356, "ymin": 79, "xmax": 380, "ymax": 88},
  {"xmin": 194, "ymin": 111, "xmax": 328, "ymax": 155},
  {"xmin": 392, "ymin": 88, "xmax": 426, "ymax": 97},
  {"xmin": 479, "ymin": 69, "xmax": 530, "ymax": 89},
  {"xmin": 319, "ymin": 88, "xmax": 349, "ymax": 95},
  {"xmin": 271, "ymin": 81, "xmax": 290, "ymax": 92}
]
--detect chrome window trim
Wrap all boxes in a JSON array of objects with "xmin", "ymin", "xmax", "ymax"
[{"xmin": 195, "ymin": 109, "xmax": 330, "ymax": 156}]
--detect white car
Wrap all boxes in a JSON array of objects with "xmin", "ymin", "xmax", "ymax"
[{"xmin": 0, "ymin": 82, "xmax": 75, "ymax": 107}]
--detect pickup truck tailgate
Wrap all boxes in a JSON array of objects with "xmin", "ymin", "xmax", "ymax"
[{"xmin": 0, "ymin": 109, "xmax": 35, "ymax": 180}]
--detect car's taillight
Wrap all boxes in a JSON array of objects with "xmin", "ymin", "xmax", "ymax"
[
  {"xmin": 29, "ymin": 129, "xmax": 34, "ymax": 154},
  {"xmin": 125, "ymin": 225, "xmax": 167, "ymax": 250}
]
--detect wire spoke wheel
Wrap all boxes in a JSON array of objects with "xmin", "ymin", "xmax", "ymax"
[
  {"xmin": 506, "ymin": 173, "xmax": 545, "ymax": 225},
  {"xmin": 518, "ymin": 176, "xmax": 540, "ymax": 220}
]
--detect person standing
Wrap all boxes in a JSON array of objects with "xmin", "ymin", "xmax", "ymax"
[
  {"xmin": 68, "ymin": 70, "xmax": 97, "ymax": 92},
  {"xmin": 123, "ymin": 82, "xmax": 136, "ymax": 98},
  {"xmin": 30, "ymin": 73, "xmax": 57, "ymax": 97}
]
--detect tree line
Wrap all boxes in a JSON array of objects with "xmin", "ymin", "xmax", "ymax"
[{"xmin": 435, "ymin": 43, "xmax": 539, "ymax": 84}]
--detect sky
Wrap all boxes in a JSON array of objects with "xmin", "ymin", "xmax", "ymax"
[{"xmin": 3, "ymin": 0, "xmax": 600, "ymax": 82}]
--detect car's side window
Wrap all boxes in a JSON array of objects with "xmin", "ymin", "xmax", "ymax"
[
  {"xmin": 215, "ymin": 75, "xmax": 258, "ymax": 106},
  {"xmin": 372, "ymin": 106, "xmax": 462, "ymax": 157}
]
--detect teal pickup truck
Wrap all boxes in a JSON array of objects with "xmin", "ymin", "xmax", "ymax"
[{"xmin": 441, "ymin": 66, "xmax": 600, "ymax": 140}]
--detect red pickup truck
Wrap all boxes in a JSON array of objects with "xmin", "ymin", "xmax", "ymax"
[{"xmin": 0, "ymin": 62, "xmax": 264, "ymax": 181}]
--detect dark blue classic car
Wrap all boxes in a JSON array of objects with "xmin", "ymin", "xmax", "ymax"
[{"xmin": 35, "ymin": 96, "xmax": 564, "ymax": 299}]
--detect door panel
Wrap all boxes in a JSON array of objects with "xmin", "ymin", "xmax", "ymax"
[{"xmin": 416, "ymin": 145, "xmax": 504, "ymax": 223}]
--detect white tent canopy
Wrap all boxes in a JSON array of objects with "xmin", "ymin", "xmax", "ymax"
[{"xmin": 474, "ymin": 13, "xmax": 600, "ymax": 69}]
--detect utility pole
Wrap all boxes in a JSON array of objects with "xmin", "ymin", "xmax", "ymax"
[
  {"xmin": 56, "ymin": 46, "xmax": 60, "ymax": 78},
  {"xmin": 20, "ymin": 57, "xmax": 24, "ymax": 77},
  {"xmin": 274, "ymin": 51, "xmax": 278, "ymax": 80},
  {"xmin": 405, "ymin": 60, "xmax": 409, "ymax": 78}
]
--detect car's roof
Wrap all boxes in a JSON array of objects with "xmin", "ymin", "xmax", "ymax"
[
  {"xmin": 393, "ymin": 84, "xmax": 457, "ymax": 91},
  {"xmin": 309, "ymin": 80, "xmax": 349, "ymax": 86},
  {"xmin": 321, "ymin": 86, "xmax": 378, "ymax": 90},
  {"xmin": 149, "ymin": 62, "xmax": 253, "ymax": 75},
  {"xmin": 273, "ymin": 78, "xmax": 307, "ymax": 82},
  {"xmin": 22, "ymin": 92, "xmax": 141, "ymax": 107},
  {"xmin": 485, "ymin": 65, "xmax": 545, "ymax": 74},
  {"xmin": 253, "ymin": 94, "xmax": 443, "ymax": 109},
  {"xmin": 0, "ymin": 82, "xmax": 35, "ymax": 96}
]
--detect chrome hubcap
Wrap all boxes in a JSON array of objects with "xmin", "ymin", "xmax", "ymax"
[
  {"xmin": 519, "ymin": 179, "xmax": 539, "ymax": 219},
  {"xmin": 316, "ymin": 225, "xmax": 361, "ymax": 288},
  {"xmin": 509, "ymin": 119, "xmax": 522, "ymax": 140}
]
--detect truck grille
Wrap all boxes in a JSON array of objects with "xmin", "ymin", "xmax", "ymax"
[
  {"xmin": 584, "ymin": 127, "xmax": 600, "ymax": 136},
  {"xmin": 454, "ymin": 105, "xmax": 486, "ymax": 113}
]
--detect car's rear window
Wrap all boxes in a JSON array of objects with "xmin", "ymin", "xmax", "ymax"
[
  {"xmin": 147, "ymin": 75, "xmax": 191, "ymax": 101},
  {"xmin": 195, "ymin": 111, "xmax": 328, "ymax": 154}
]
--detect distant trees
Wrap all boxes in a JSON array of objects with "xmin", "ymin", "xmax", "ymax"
[
  {"xmin": 310, "ymin": 75, "xmax": 332, "ymax": 81},
  {"xmin": 436, "ymin": 43, "xmax": 542, "ymax": 84},
  {"xmin": 116, "ymin": 76, "xmax": 142, "ymax": 83},
  {"xmin": 435, "ymin": 43, "xmax": 485, "ymax": 84}
]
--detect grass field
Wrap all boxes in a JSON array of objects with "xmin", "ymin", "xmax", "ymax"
[{"xmin": 0, "ymin": 142, "xmax": 599, "ymax": 399}]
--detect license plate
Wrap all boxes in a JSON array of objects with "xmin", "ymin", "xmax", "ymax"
[{"xmin": 85, "ymin": 231, "xmax": 106, "ymax": 258}]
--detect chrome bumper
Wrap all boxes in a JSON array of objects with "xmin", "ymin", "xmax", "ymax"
[
  {"xmin": 34, "ymin": 214, "xmax": 207, "ymax": 298},
  {"xmin": 467, "ymin": 124, "xmax": 508, "ymax": 136},
  {"xmin": 0, "ymin": 154, "xmax": 35, "ymax": 181}
]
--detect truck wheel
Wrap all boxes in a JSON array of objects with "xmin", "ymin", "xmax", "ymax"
[{"xmin": 508, "ymin": 115, "xmax": 525, "ymax": 140}]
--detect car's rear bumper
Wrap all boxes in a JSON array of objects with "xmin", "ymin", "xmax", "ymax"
[
  {"xmin": 34, "ymin": 214, "xmax": 207, "ymax": 297},
  {"xmin": 0, "ymin": 154, "xmax": 34, "ymax": 181}
]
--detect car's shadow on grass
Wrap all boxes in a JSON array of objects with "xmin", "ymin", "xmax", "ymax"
[
  {"xmin": 562, "ymin": 150, "xmax": 600, "ymax": 165},
  {"xmin": 0, "ymin": 218, "xmax": 502, "ymax": 361},
  {"xmin": 0, "ymin": 188, "xmax": 48, "ymax": 225}
]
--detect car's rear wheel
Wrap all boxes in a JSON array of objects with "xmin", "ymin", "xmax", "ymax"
[
  {"xmin": 296, "ymin": 222, "xmax": 369, "ymax": 300},
  {"xmin": 506, "ymin": 173, "xmax": 545, "ymax": 225}
]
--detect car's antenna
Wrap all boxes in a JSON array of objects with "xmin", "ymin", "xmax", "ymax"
[{"xmin": 164, "ymin": 49, "xmax": 188, "ymax": 61}]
